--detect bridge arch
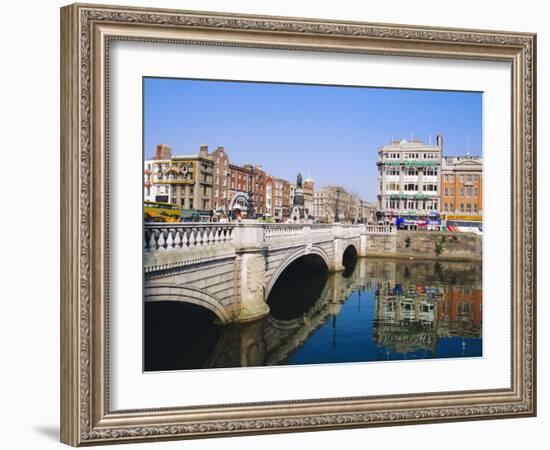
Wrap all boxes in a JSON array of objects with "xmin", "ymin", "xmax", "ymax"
[
  {"xmin": 144, "ymin": 283, "xmax": 232, "ymax": 324},
  {"xmin": 265, "ymin": 245, "xmax": 331, "ymax": 299},
  {"xmin": 342, "ymin": 243, "xmax": 359, "ymax": 277},
  {"xmin": 343, "ymin": 243, "xmax": 358, "ymax": 260}
]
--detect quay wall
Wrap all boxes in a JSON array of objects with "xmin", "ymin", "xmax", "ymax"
[{"xmin": 366, "ymin": 230, "xmax": 482, "ymax": 262}]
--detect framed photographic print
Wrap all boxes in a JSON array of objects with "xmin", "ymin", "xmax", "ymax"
[{"xmin": 60, "ymin": 3, "xmax": 536, "ymax": 446}]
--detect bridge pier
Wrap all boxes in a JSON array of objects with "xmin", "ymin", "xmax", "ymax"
[
  {"xmin": 332, "ymin": 237, "xmax": 346, "ymax": 272},
  {"xmin": 233, "ymin": 222, "xmax": 270, "ymax": 322},
  {"xmin": 235, "ymin": 250, "xmax": 270, "ymax": 322}
]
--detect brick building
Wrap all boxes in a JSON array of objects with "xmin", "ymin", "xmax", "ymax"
[
  {"xmin": 440, "ymin": 155, "xmax": 483, "ymax": 228},
  {"xmin": 144, "ymin": 143, "xmax": 300, "ymax": 220}
]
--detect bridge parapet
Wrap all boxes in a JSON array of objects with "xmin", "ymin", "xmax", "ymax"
[
  {"xmin": 144, "ymin": 222, "xmax": 394, "ymax": 255},
  {"xmin": 144, "ymin": 223, "xmax": 235, "ymax": 252}
]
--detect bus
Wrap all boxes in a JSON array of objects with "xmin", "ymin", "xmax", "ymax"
[
  {"xmin": 144, "ymin": 201, "xmax": 214, "ymax": 223},
  {"xmin": 144, "ymin": 201, "xmax": 181, "ymax": 222}
]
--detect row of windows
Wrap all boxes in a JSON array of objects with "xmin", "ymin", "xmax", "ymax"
[
  {"xmin": 383, "ymin": 168, "xmax": 440, "ymax": 176},
  {"xmin": 385, "ymin": 199, "xmax": 438, "ymax": 210},
  {"xmin": 443, "ymin": 203, "xmax": 479, "ymax": 213},
  {"xmin": 385, "ymin": 183, "xmax": 438, "ymax": 192},
  {"xmin": 444, "ymin": 174, "xmax": 480, "ymax": 182},
  {"xmin": 444, "ymin": 187, "xmax": 479, "ymax": 198},
  {"xmin": 383, "ymin": 152, "xmax": 438, "ymax": 159}
]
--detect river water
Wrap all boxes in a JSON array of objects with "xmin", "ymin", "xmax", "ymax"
[{"xmin": 144, "ymin": 257, "xmax": 482, "ymax": 371}]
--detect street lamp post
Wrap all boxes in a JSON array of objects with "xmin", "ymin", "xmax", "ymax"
[{"xmin": 335, "ymin": 188, "xmax": 340, "ymax": 222}]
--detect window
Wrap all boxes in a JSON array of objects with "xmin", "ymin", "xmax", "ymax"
[
  {"xmin": 466, "ymin": 187, "xmax": 472, "ymax": 197},
  {"xmin": 474, "ymin": 204, "xmax": 478, "ymax": 213},
  {"xmin": 474, "ymin": 175, "xmax": 479, "ymax": 182},
  {"xmin": 466, "ymin": 203, "xmax": 471, "ymax": 212},
  {"xmin": 460, "ymin": 188, "xmax": 464, "ymax": 197},
  {"xmin": 444, "ymin": 174, "xmax": 449, "ymax": 182},
  {"xmin": 444, "ymin": 187, "xmax": 449, "ymax": 196},
  {"xmin": 474, "ymin": 187, "xmax": 478, "ymax": 197},
  {"xmin": 460, "ymin": 203, "xmax": 464, "ymax": 212},
  {"xmin": 466, "ymin": 175, "xmax": 472, "ymax": 182},
  {"xmin": 460, "ymin": 175, "xmax": 464, "ymax": 183},
  {"xmin": 450, "ymin": 188, "xmax": 454, "ymax": 196}
]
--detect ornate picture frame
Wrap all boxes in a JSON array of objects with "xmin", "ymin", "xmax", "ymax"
[{"xmin": 60, "ymin": 3, "xmax": 536, "ymax": 446}]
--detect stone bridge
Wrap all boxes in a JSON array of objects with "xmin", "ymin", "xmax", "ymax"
[
  {"xmin": 204, "ymin": 258, "xmax": 372, "ymax": 368},
  {"xmin": 144, "ymin": 222, "xmax": 395, "ymax": 323}
]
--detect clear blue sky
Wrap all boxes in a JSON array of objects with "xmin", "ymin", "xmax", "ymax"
[{"xmin": 144, "ymin": 77, "xmax": 482, "ymax": 201}]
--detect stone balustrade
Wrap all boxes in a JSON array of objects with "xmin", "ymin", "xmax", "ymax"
[
  {"xmin": 263, "ymin": 224, "xmax": 305, "ymax": 241},
  {"xmin": 144, "ymin": 223, "xmax": 235, "ymax": 251},
  {"xmin": 145, "ymin": 222, "xmax": 395, "ymax": 252}
]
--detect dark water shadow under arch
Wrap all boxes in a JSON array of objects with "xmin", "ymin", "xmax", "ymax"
[
  {"xmin": 144, "ymin": 301, "xmax": 224, "ymax": 371},
  {"xmin": 267, "ymin": 253, "xmax": 329, "ymax": 321}
]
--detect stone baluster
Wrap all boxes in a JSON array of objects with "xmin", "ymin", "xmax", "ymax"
[
  {"xmin": 189, "ymin": 228, "xmax": 196, "ymax": 247},
  {"xmin": 165, "ymin": 228, "xmax": 174, "ymax": 249},
  {"xmin": 157, "ymin": 228, "xmax": 166, "ymax": 250},
  {"xmin": 173, "ymin": 228, "xmax": 182, "ymax": 248},
  {"xmin": 184, "ymin": 227, "xmax": 191, "ymax": 246}
]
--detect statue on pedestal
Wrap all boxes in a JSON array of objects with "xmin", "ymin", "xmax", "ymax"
[{"xmin": 290, "ymin": 172, "xmax": 308, "ymax": 222}]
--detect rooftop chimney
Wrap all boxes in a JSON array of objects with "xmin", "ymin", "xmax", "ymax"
[
  {"xmin": 155, "ymin": 144, "xmax": 172, "ymax": 160},
  {"xmin": 436, "ymin": 134, "xmax": 443, "ymax": 148},
  {"xmin": 199, "ymin": 144, "xmax": 208, "ymax": 158}
]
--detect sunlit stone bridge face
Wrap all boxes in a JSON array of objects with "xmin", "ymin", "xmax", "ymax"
[{"xmin": 144, "ymin": 222, "xmax": 396, "ymax": 323}]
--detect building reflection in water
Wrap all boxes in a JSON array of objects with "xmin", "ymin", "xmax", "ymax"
[
  {"xmin": 373, "ymin": 280, "xmax": 482, "ymax": 359},
  {"xmin": 144, "ymin": 256, "xmax": 482, "ymax": 371}
]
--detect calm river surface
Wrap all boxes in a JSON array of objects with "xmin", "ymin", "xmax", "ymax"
[{"xmin": 144, "ymin": 257, "xmax": 482, "ymax": 371}]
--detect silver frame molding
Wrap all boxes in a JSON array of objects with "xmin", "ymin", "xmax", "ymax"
[{"xmin": 60, "ymin": 3, "xmax": 536, "ymax": 446}]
